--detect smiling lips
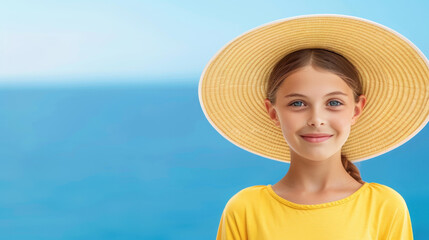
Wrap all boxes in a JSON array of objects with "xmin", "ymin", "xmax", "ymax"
[{"xmin": 300, "ymin": 134, "xmax": 333, "ymax": 143}]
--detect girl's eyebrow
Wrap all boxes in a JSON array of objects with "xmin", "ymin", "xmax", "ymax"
[{"xmin": 284, "ymin": 91, "xmax": 348, "ymax": 98}]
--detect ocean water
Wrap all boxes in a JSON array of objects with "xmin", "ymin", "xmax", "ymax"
[{"xmin": 0, "ymin": 82, "xmax": 427, "ymax": 239}]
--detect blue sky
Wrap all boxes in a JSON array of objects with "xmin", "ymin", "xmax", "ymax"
[{"xmin": 0, "ymin": 0, "xmax": 428, "ymax": 83}]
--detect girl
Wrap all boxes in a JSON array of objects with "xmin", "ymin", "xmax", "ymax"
[{"xmin": 199, "ymin": 14, "xmax": 428, "ymax": 240}]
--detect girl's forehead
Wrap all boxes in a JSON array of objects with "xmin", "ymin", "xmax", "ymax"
[
  {"xmin": 275, "ymin": 81, "xmax": 355, "ymax": 103},
  {"xmin": 277, "ymin": 66, "xmax": 353, "ymax": 95},
  {"xmin": 280, "ymin": 65, "xmax": 348, "ymax": 88}
]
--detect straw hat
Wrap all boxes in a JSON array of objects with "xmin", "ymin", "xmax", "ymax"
[{"xmin": 198, "ymin": 14, "xmax": 429, "ymax": 163}]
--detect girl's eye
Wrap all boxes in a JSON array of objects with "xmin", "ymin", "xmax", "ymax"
[
  {"xmin": 289, "ymin": 101, "xmax": 304, "ymax": 107},
  {"xmin": 328, "ymin": 100, "xmax": 343, "ymax": 106},
  {"xmin": 288, "ymin": 100, "xmax": 343, "ymax": 107}
]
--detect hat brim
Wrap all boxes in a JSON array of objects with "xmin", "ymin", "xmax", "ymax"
[{"xmin": 199, "ymin": 14, "xmax": 429, "ymax": 163}]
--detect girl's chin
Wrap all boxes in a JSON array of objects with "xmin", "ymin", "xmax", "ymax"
[{"xmin": 291, "ymin": 150, "xmax": 340, "ymax": 161}]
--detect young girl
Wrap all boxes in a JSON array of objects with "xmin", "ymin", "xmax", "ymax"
[{"xmin": 199, "ymin": 14, "xmax": 428, "ymax": 240}]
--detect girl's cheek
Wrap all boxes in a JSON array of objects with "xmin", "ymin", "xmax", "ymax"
[{"xmin": 332, "ymin": 117, "xmax": 352, "ymax": 130}]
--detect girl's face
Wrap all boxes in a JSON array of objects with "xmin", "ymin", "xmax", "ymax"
[{"xmin": 264, "ymin": 65, "xmax": 366, "ymax": 162}]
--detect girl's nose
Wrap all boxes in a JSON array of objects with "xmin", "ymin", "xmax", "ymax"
[{"xmin": 307, "ymin": 109, "xmax": 326, "ymax": 127}]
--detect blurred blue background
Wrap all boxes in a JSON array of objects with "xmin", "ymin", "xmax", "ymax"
[{"xmin": 0, "ymin": 0, "xmax": 428, "ymax": 239}]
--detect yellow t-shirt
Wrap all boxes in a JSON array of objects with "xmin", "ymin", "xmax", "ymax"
[{"xmin": 216, "ymin": 182, "xmax": 413, "ymax": 240}]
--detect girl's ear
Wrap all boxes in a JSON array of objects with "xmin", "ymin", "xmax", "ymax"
[
  {"xmin": 264, "ymin": 98, "xmax": 280, "ymax": 127},
  {"xmin": 351, "ymin": 95, "xmax": 367, "ymax": 125}
]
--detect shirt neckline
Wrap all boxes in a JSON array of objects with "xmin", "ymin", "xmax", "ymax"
[{"xmin": 266, "ymin": 182, "xmax": 370, "ymax": 210}]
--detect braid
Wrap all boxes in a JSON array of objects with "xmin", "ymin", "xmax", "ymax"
[{"xmin": 341, "ymin": 154, "xmax": 365, "ymax": 184}]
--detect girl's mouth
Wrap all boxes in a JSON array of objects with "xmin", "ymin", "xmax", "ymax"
[{"xmin": 300, "ymin": 135, "xmax": 333, "ymax": 143}]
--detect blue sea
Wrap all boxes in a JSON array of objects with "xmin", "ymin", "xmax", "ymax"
[{"xmin": 0, "ymin": 82, "xmax": 427, "ymax": 239}]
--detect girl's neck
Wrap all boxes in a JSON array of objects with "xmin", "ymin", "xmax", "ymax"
[{"xmin": 277, "ymin": 151, "xmax": 360, "ymax": 193}]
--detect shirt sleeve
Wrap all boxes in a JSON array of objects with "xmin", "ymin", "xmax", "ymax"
[
  {"xmin": 216, "ymin": 194, "xmax": 248, "ymax": 240},
  {"xmin": 386, "ymin": 196, "xmax": 414, "ymax": 240}
]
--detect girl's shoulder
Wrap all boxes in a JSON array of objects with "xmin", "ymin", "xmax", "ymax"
[
  {"xmin": 223, "ymin": 185, "xmax": 268, "ymax": 212},
  {"xmin": 366, "ymin": 182, "xmax": 409, "ymax": 209},
  {"xmin": 222, "ymin": 182, "xmax": 409, "ymax": 214},
  {"xmin": 225, "ymin": 182, "xmax": 409, "ymax": 207},
  {"xmin": 367, "ymin": 182, "xmax": 406, "ymax": 198},
  {"xmin": 228, "ymin": 185, "xmax": 267, "ymax": 202}
]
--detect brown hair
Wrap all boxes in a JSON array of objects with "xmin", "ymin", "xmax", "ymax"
[{"xmin": 266, "ymin": 48, "xmax": 365, "ymax": 184}]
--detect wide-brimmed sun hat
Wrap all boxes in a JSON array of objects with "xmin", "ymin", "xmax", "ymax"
[{"xmin": 198, "ymin": 14, "xmax": 429, "ymax": 163}]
